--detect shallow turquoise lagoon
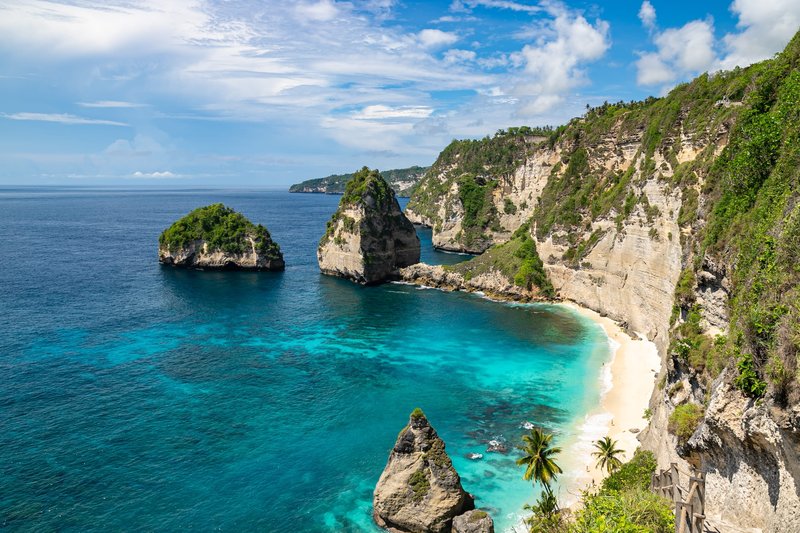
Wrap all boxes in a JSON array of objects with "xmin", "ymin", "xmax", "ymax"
[{"xmin": 0, "ymin": 189, "xmax": 609, "ymax": 532}]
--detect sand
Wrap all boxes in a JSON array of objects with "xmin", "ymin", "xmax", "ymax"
[{"xmin": 558, "ymin": 301, "xmax": 661, "ymax": 507}]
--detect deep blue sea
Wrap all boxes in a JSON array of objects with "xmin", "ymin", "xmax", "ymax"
[{"xmin": 0, "ymin": 189, "xmax": 609, "ymax": 532}]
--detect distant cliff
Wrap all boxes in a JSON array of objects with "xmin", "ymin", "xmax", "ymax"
[
  {"xmin": 290, "ymin": 166, "xmax": 429, "ymax": 197},
  {"xmin": 406, "ymin": 31, "xmax": 800, "ymax": 532}
]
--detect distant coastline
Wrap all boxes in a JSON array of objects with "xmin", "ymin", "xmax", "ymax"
[{"xmin": 290, "ymin": 189, "xmax": 412, "ymax": 198}]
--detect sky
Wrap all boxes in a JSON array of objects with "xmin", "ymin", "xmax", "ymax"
[{"xmin": 1, "ymin": 0, "xmax": 799, "ymax": 187}]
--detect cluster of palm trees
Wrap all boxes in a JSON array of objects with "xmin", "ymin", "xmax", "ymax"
[{"xmin": 516, "ymin": 427, "xmax": 625, "ymax": 526}]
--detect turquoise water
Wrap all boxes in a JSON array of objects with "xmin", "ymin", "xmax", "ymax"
[{"xmin": 0, "ymin": 189, "xmax": 609, "ymax": 532}]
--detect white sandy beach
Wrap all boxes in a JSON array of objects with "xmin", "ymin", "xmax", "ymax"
[{"xmin": 558, "ymin": 302, "xmax": 661, "ymax": 507}]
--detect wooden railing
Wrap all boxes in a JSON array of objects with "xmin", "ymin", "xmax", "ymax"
[{"xmin": 651, "ymin": 463, "xmax": 706, "ymax": 533}]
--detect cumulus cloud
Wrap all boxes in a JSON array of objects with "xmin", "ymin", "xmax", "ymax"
[
  {"xmin": 635, "ymin": 53, "xmax": 675, "ymax": 86},
  {"xmin": 634, "ymin": 2, "xmax": 716, "ymax": 88},
  {"xmin": 512, "ymin": 4, "xmax": 610, "ymax": 115},
  {"xmin": 1, "ymin": 112, "xmax": 128, "ymax": 126},
  {"xmin": 636, "ymin": 0, "xmax": 800, "ymax": 89},
  {"xmin": 718, "ymin": 0, "xmax": 800, "ymax": 69},
  {"xmin": 131, "ymin": 170, "xmax": 177, "ymax": 178},
  {"xmin": 417, "ymin": 29, "xmax": 459, "ymax": 48},
  {"xmin": 295, "ymin": 0, "xmax": 339, "ymax": 22},
  {"xmin": 638, "ymin": 1, "xmax": 656, "ymax": 31}
]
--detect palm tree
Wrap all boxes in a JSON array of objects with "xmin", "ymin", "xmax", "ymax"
[
  {"xmin": 516, "ymin": 427, "xmax": 563, "ymax": 496},
  {"xmin": 592, "ymin": 436, "xmax": 624, "ymax": 475}
]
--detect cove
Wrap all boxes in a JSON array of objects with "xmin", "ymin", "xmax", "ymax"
[{"xmin": 0, "ymin": 189, "xmax": 610, "ymax": 532}]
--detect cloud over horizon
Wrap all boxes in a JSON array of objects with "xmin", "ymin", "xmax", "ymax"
[{"xmin": 0, "ymin": 0, "xmax": 797, "ymax": 185}]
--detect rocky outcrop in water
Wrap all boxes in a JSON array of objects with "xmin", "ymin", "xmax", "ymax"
[
  {"xmin": 158, "ymin": 204, "xmax": 284, "ymax": 271},
  {"xmin": 452, "ymin": 510, "xmax": 494, "ymax": 533},
  {"xmin": 318, "ymin": 167, "xmax": 419, "ymax": 284},
  {"xmin": 373, "ymin": 409, "xmax": 478, "ymax": 533}
]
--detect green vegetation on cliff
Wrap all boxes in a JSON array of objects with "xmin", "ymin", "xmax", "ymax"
[
  {"xmin": 320, "ymin": 167, "xmax": 403, "ymax": 247},
  {"xmin": 569, "ymin": 450, "xmax": 673, "ymax": 533},
  {"xmin": 159, "ymin": 203, "xmax": 281, "ymax": 257},
  {"xmin": 406, "ymin": 131, "xmax": 534, "ymax": 246},
  {"xmin": 430, "ymin": 32, "xmax": 800, "ymax": 407},
  {"xmin": 446, "ymin": 222, "xmax": 554, "ymax": 297},
  {"xmin": 289, "ymin": 165, "xmax": 428, "ymax": 197},
  {"xmin": 667, "ymin": 31, "xmax": 800, "ymax": 404}
]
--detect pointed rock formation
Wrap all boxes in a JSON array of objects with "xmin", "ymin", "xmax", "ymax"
[
  {"xmin": 373, "ymin": 409, "xmax": 475, "ymax": 533},
  {"xmin": 317, "ymin": 167, "xmax": 420, "ymax": 284},
  {"xmin": 159, "ymin": 204, "xmax": 284, "ymax": 271}
]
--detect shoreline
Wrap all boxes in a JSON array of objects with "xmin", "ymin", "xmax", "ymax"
[{"xmin": 557, "ymin": 302, "xmax": 661, "ymax": 508}]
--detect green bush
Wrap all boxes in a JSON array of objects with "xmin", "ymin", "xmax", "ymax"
[
  {"xmin": 668, "ymin": 403, "xmax": 704, "ymax": 442},
  {"xmin": 601, "ymin": 450, "xmax": 658, "ymax": 493},
  {"xmin": 570, "ymin": 488, "xmax": 674, "ymax": 533},
  {"xmin": 568, "ymin": 450, "xmax": 673, "ymax": 533},
  {"xmin": 408, "ymin": 470, "xmax": 430, "ymax": 501},
  {"xmin": 159, "ymin": 203, "xmax": 280, "ymax": 257}
]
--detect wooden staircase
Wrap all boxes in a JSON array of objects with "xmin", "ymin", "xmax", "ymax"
[{"xmin": 651, "ymin": 463, "xmax": 706, "ymax": 533}]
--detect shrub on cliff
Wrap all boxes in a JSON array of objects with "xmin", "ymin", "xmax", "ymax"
[
  {"xmin": 568, "ymin": 449, "xmax": 673, "ymax": 533},
  {"xmin": 668, "ymin": 403, "xmax": 704, "ymax": 442}
]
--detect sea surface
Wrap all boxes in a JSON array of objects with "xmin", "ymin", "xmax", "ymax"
[{"xmin": 0, "ymin": 189, "xmax": 610, "ymax": 532}]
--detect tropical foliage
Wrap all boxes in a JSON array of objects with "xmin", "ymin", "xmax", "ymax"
[{"xmin": 159, "ymin": 203, "xmax": 280, "ymax": 257}]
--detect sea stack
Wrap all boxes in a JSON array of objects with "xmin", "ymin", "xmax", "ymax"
[
  {"xmin": 317, "ymin": 167, "xmax": 420, "ymax": 284},
  {"xmin": 158, "ymin": 203, "xmax": 284, "ymax": 271},
  {"xmin": 373, "ymin": 409, "xmax": 486, "ymax": 533}
]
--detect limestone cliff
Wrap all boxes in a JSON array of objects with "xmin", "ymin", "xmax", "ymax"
[
  {"xmin": 373, "ymin": 409, "xmax": 478, "ymax": 533},
  {"xmin": 318, "ymin": 167, "xmax": 420, "ymax": 284},
  {"xmin": 407, "ymin": 32, "xmax": 800, "ymax": 532},
  {"xmin": 158, "ymin": 204, "xmax": 284, "ymax": 271}
]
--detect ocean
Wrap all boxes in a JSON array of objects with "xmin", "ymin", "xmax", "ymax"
[{"xmin": 0, "ymin": 189, "xmax": 610, "ymax": 532}]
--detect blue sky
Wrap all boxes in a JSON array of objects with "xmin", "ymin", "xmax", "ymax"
[{"xmin": 1, "ymin": 0, "xmax": 798, "ymax": 187}]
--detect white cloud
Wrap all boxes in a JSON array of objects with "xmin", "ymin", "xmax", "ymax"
[
  {"xmin": 513, "ymin": 4, "xmax": 610, "ymax": 115},
  {"xmin": 78, "ymin": 100, "xmax": 147, "ymax": 108},
  {"xmin": 636, "ymin": 0, "xmax": 800, "ymax": 89},
  {"xmin": 1, "ymin": 112, "xmax": 128, "ymax": 126},
  {"xmin": 131, "ymin": 170, "xmax": 177, "ymax": 178},
  {"xmin": 418, "ymin": 29, "xmax": 459, "ymax": 48},
  {"xmin": 295, "ymin": 0, "xmax": 339, "ymax": 22},
  {"xmin": 456, "ymin": 0, "xmax": 542, "ymax": 13},
  {"xmin": 638, "ymin": 1, "xmax": 656, "ymax": 31},
  {"xmin": 718, "ymin": 0, "xmax": 800, "ymax": 69},
  {"xmin": 657, "ymin": 20, "xmax": 716, "ymax": 72},
  {"xmin": 353, "ymin": 105, "xmax": 434, "ymax": 120},
  {"xmin": 444, "ymin": 49, "xmax": 477, "ymax": 64},
  {"xmin": 635, "ymin": 52, "xmax": 675, "ymax": 85},
  {"xmin": 0, "ymin": 0, "xmax": 206, "ymax": 57},
  {"xmin": 635, "ymin": 15, "xmax": 716, "ymax": 87}
]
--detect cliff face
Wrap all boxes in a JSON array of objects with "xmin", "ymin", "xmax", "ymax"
[
  {"xmin": 407, "ymin": 32, "xmax": 800, "ymax": 532},
  {"xmin": 158, "ymin": 204, "xmax": 284, "ymax": 271},
  {"xmin": 318, "ymin": 167, "xmax": 420, "ymax": 284},
  {"xmin": 373, "ymin": 410, "xmax": 480, "ymax": 533}
]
